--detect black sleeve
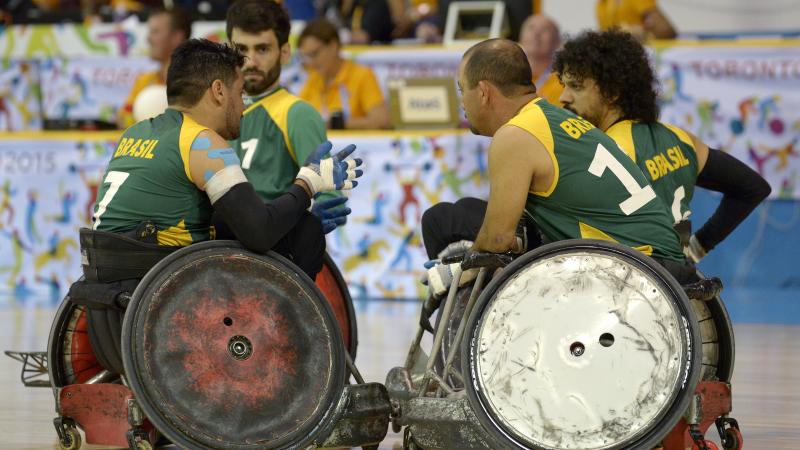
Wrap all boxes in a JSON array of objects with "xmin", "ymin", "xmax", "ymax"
[
  {"xmin": 211, "ymin": 182, "xmax": 311, "ymax": 254},
  {"xmin": 694, "ymin": 148, "xmax": 771, "ymax": 252}
]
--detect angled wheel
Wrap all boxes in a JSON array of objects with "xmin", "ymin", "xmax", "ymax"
[
  {"xmin": 693, "ymin": 270, "xmax": 735, "ymax": 382},
  {"xmin": 48, "ymin": 293, "xmax": 103, "ymax": 390},
  {"xmin": 122, "ymin": 241, "xmax": 345, "ymax": 450},
  {"xmin": 316, "ymin": 252, "xmax": 359, "ymax": 358},
  {"xmin": 462, "ymin": 240, "xmax": 702, "ymax": 450}
]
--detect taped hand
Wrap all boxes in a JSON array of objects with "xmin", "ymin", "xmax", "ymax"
[{"xmin": 297, "ymin": 141, "xmax": 364, "ymax": 196}]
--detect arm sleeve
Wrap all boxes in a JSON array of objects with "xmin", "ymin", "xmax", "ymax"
[
  {"xmin": 211, "ymin": 182, "xmax": 312, "ymax": 253},
  {"xmin": 694, "ymin": 148, "xmax": 772, "ymax": 252},
  {"xmin": 288, "ymin": 102, "xmax": 342, "ymax": 202}
]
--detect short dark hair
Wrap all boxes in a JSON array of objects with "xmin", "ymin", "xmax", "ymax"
[
  {"xmin": 226, "ymin": 0, "xmax": 291, "ymax": 46},
  {"xmin": 462, "ymin": 38, "xmax": 536, "ymax": 97},
  {"xmin": 298, "ymin": 18, "xmax": 340, "ymax": 47},
  {"xmin": 150, "ymin": 8, "xmax": 193, "ymax": 40},
  {"xmin": 553, "ymin": 29, "xmax": 659, "ymax": 123},
  {"xmin": 167, "ymin": 39, "xmax": 245, "ymax": 107}
]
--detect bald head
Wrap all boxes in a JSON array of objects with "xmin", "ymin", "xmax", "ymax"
[
  {"xmin": 519, "ymin": 15, "xmax": 560, "ymax": 59},
  {"xmin": 462, "ymin": 38, "xmax": 536, "ymax": 97}
]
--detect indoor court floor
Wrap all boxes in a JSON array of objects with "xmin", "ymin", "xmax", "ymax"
[{"xmin": 1, "ymin": 299, "xmax": 798, "ymax": 450}]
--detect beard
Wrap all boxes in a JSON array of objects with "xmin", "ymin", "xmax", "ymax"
[
  {"xmin": 243, "ymin": 63, "xmax": 281, "ymax": 96},
  {"xmin": 221, "ymin": 109, "xmax": 241, "ymax": 140}
]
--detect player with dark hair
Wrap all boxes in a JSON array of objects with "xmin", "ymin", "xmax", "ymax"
[
  {"xmin": 422, "ymin": 38, "xmax": 686, "ymax": 300},
  {"xmin": 93, "ymin": 39, "xmax": 363, "ymax": 278},
  {"xmin": 554, "ymin": 30, "xmax": 770, "ymax": 263},
  {"xmin": 226, "ymin": 0, "xmax": 349, "ymax": 234}
]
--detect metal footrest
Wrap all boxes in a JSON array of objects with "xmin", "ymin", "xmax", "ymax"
[{"xmin": 4, "ymin": 350, "xmax": 49, "ymax": 387}]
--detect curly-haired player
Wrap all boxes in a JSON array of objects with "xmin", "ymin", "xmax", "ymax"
[{"xmin": 554, "ymin": 29, "xmax": 770, "ymax": 263}]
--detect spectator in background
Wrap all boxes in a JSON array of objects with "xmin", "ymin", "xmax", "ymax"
[
  {"xmin": 596, "ymin": 0, "xmax": 676, "ymax": 40},
  {"xmin": 298, "ymin": 18, "xmax": 390, "ymax": 129},
  {"xmin": 327, "ymin": 0, "xmax": 394, "ymax": 44},
  {"xmin": 518, "ymin": 14, "xmax": 562, "ymax": 105},
  {"xmin": 118, "ymin": 8, "xmax": 191, "ymax": 128},
  {"xmin": 425, "ymin": 0, "xmax": 531, "ymax": 43}
]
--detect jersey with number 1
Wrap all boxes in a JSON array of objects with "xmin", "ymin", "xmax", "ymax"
[
  {"xmin": 606, "ymin": 120, "xmax": 699, "ymax": 224},
  {"xmin": 92, "ymin": 108, "xmax": 214, "ymax": 247},
  {"xmin": 510, "ymin": 98, "xmax": 685, "ymax": 262}
]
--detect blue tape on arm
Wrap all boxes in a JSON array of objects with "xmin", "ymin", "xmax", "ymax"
[
  {"xmin": 191, "ymin": 136, "xmax": 212, "ymax": 150},
  {"xmin": 208, "ymin": 148, "xmax": 241, "ymax": 167}
]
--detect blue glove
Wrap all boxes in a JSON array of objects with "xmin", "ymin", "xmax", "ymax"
[
  {"xmin": 312, "ymin": 196, "xmax": 351, "ymax": 234},
  {"xmin": 297, "ymin": 141, "xmax": 363, "ymax": 195}
]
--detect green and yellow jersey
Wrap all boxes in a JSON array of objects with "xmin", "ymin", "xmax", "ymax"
[
  {"xmin": 607, "ymin": 120, "xmax": 699, "ymax": 223},
  {"xmin": 232, "ymin": 87, "xmax": 339, "ymax": 202},
  {"xmin": 92, "ymin": 108, "xmax": 215, "ymax": 247},
  {"xmin": 508, "ymin": 98, "xmax": 685, "ymax": 262}
]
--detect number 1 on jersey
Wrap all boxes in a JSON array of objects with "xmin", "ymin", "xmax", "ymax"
[
  {"xmin": 589, "ymin": 143, "xmax": 657, "ymax": 215},
  {"xmin": 241, "ymin": 138, "xmax": 259, "ymax": 169},
  {"xmin": 92, "ymin": 171, "xmax": 130, "ymax": 229}
]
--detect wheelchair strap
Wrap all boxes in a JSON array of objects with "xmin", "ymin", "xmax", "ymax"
[{"xmin": 80, "ymin": 227, "xmax": 178, "ymax": 283}]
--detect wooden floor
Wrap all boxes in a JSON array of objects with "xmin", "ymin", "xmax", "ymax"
[{"xmin": 1, "ymin": 299, "xmax": 798, "ymax": 449}]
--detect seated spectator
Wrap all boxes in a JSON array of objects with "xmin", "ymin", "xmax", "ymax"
[
  {"xmin": 327, "ymin": 0, "xmax": 394, "ymax": 44},
  {"xmin": 596, "ymin": 0, "xmax": 676, "ymax": 40},
  {"xmin": 518, "ymin": 14, "xmax": 562, "ymax": 105},
  {"xmin": 418, "ymin": 0, "xmax": 531, "ymax": 43},
  {"xmin": 297, "ymin": 18, "xmax": 390, "ymax": 129},
  {"xmin": 118, "ymin": 8, "xmax": 191, "ymax": 128}
]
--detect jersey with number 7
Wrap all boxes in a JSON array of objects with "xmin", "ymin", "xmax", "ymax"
[
  {"xmin": 92, "ymin": 109, "xmax": 219, "ymax": 247},
  {"xmin": 512, "ymin": 98, "xmax": 685, "ymax": 262}
]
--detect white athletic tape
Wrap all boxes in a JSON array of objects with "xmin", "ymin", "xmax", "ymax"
[{"xmin": 206, "ymin": 165, "xmax": 248, "ymax": 204}]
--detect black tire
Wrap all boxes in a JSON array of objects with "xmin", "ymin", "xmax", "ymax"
[
  {"xmin": 122, "ymin": 241, "xmax": 345, "ymax": 450},
  {"xmin": 320, "ymin": 252, "xmax": 359, "ymax": 358},
  {"xmin": 694, "ymin": 270, "xmax": 735, "ymax": 382},
  {"xmin": 48, "ymin": 291, "xmax": 105, "ymax": 392},
  {"xmin": 462, "ymin": 240, "xmax": 702, "ymax": 450}
]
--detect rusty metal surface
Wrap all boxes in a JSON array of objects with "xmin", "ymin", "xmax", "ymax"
[
  {"xmin": 317, "ymin": 383, "xmax": 392, "ymax": 449},
  {"xmin": 661, "ymin": 381, "xmax": 734, "ymax": 450},
  {"xmin": 126, "ymin": 245, "xmax": 345, "ymax": 449},
  {"xmin": 58, "ymin": 383, "xmax": 136, "ymax": 447},
  {"xmin": 315, "ymin": 254, "xmax": 358, "ymax": 357}
]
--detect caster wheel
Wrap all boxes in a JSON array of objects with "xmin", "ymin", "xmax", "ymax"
[
  {"xmin": 403, "ymin": 427, "xmax": 422, "ymax": 450},
  {"xmin": 722, "ymin": 427, "xmax": 743, "ymax": 450},
  {"xmin": 692, "ymin": 441, "xmax": 719, "ymax": 450},
  {"xmin": 59, "ymin": 427, "xmax": 82, "ymax": 450},
  {"xmin": 135, "ymin": 441, "xmax": 153, "ymax": 450}
]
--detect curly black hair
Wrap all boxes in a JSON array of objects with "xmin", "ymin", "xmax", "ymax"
[{"xmin": 553, "ymin": 29, "xmax": 659, "ymax": 123}]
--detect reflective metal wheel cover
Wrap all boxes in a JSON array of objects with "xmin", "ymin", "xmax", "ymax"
[
  {"xmin": 467, "ymin": 241, "xmax": 697, "ymax": 450},
  {"xmin": 122, "ymin": 242, "xmax": 344, "ymax": 450}
]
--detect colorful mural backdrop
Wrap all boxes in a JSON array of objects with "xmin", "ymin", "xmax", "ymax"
[
  {"xmin": 655, "ymin": 45, "xmax": 800, "ymax": 199},
  {"xmin": 0, "ymin": 132, "xmax": 490, "ymax": 303},
  {"xmin": 0, "ymin": 59, "xmax": 42, "ymax": 131}
]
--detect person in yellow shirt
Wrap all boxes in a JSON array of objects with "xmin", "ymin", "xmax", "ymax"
[
  {"xmin": 518, "ymin": 14, "xmax": 562, "ymax": 106},
  {"xmin": 118, "ymin": 8, "xmax": 191, "ymax": 128},
  {"xmin": 297, "ymin": 18, "xmax": 390, "ymax": 130},
  {"xmin": 596, "ymin": 0, "xmax": 676, "ymax": 40}
]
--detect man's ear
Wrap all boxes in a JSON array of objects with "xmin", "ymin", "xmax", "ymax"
[
  {"xmin": 477, "ymin": 80, "xmax": 491, "ymax": 104},
  {"xmin": 210, "ymin": 79, "xmax": 226, "ymax": 105},
  {"xmin": 279, "ymin": 42, "xmax": 291, "ymax": 65}
]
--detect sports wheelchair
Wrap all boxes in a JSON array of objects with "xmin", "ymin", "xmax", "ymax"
[
  {"xmin": 7, "ymin": 228, "xmax": 388, "ymax": 450},
  {"xmin": 386, "ymin": 239, "xmax": 742, "ymax": 450}
]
